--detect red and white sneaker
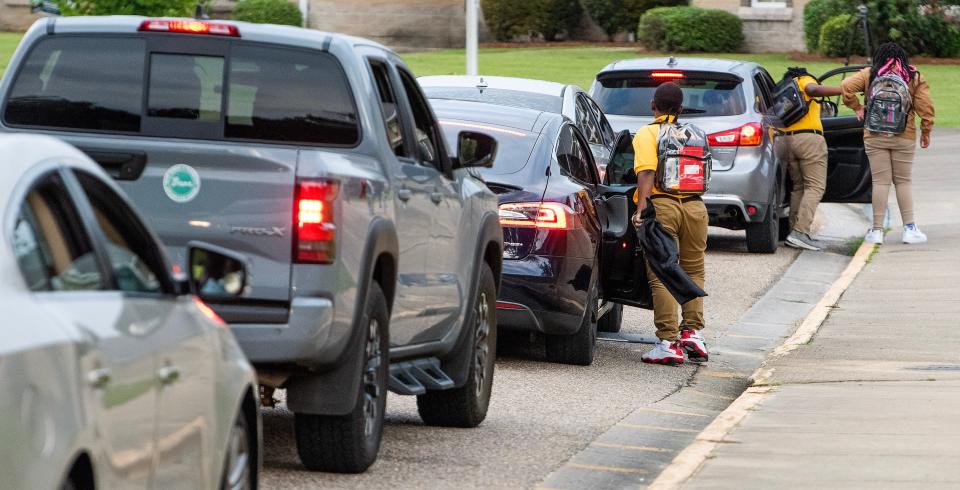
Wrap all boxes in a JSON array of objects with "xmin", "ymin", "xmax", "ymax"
[
  {"xmin": 680, "ymin": 328, "xmax": 709, "ymax": 362},
  {"xmin": 642, "ymin": 340, "xmax": 685, "ymax": 366}
]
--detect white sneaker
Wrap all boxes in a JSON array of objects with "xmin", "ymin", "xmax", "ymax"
[
  {"xmin": 641, "ymin": 340, "xmax": 685, "ymax": 366},
  {"xmin": 902, "ymin": 224, "xmax": 927, "ymax": 244},
  {"xmin": 864, "ymin": 228, "xmax": 884, "ymax": 244}
]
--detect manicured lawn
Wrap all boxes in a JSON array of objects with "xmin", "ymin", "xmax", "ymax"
[
  {"xmin": 404, "ymin": 47, "xmax": 960, "ymax": 127},
  {"xmin": 0, "ymin": 32, "xmax": 23, "ymax": 75},
  {"xmin": 1, "ymin": 32, "xmax": 955, "ymax": 127}
]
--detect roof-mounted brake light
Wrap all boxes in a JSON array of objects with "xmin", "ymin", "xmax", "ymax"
[
  {"xmin": 138, "ymin": 20, "xmax": 240, "ymax": 37},
  {"xmin": 651, "ymin": 71, "xmax": 684, "ymax": 79}
]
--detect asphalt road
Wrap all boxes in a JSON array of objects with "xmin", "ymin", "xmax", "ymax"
[{"xmin": 261, "ymin": 228, "xmax": 801, "ymax": 489}]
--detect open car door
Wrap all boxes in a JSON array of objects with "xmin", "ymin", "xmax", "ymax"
[
  {"xmin": 818, "ymin": 65, "xmax": 872, "ymax": 203},
  {"xmin": 594, "ymin": 129, "xmax": 653, "ymax": 309}
]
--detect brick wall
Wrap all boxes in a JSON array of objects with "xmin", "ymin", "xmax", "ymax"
[
  {"xmin": 1, "ymin": 0, "xmax": 45, "ymax": 32},
  {"xmin": 692, "ymin": 0, "xmax": 810, "ymax": 52},
  {"xmin": 308, "ymin": 0, "xmax": 469, "ymax": 50}
]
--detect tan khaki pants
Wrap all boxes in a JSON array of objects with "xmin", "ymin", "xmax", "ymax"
[
  {"xmin": 865, "ymin": 136, "xmax": 916, "ymax": 228},
  {"xmin": 785, "ymin": 133, "xmax": 828, "ymax": 235},
  {"xmin": 646, "ymin": 197, "xmax": 708, "ymax": 342}
]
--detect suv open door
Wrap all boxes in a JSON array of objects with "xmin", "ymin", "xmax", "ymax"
[
  {"xmin": 818, "ymin": 65, "xmax": 872, "ymax": 203},
  {"xmin": 595, "ymin": 130, "xmax": 653, "ymax": 309}
]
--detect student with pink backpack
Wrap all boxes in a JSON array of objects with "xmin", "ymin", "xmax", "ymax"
[{"xmin": 841, "ymin": 42, "xmax": 936, "ymax": 245}]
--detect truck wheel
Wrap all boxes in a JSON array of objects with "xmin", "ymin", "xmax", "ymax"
[
  {"xmin": 597, "ymin": 303, "xmax": 623, "ymax": 333},
  {"xmin": 545, "ymin": 285, "xmax": 597, "ymax": 366},
  {"xmin": 417, "ymin": 263, "xmax": 497, "ymax": 428},
  {"xmin": 294, "ymin": 282, "xmax": 389, "ymax": 473}
]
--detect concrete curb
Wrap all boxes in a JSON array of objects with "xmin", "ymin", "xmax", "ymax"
[{"xmin": 646, "ymin": 241, "xmax": 876, "ymax": 490}]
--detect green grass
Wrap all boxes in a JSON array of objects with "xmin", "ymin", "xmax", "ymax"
[
  {"xmin": 404, "ymin": 47, "xmax": 960, "ymax": 127},
  {"xmin": 0, "ymin": 32, "xmax": 22, "ymax": 75},
  {"xmin": 1, "ymin": 31, "xmax": 955, "ymax": 126}
]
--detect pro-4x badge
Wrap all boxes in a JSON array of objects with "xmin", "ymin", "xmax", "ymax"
[{"xmin": 163, "ymin": 164, "xmax": 201, "ymax": 203}]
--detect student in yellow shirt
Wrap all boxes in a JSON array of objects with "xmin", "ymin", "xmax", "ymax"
[
  {"xmin": 778, "ymin": 67, "xmax": 842, "ymax": 251},
  {"xmin": 631, "ymin": 82, "xmax": 708, "ymax": 366}
]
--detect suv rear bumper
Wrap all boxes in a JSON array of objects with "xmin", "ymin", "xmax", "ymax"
[
  {"xmin": 497, "ymin": 255, "xmax": 588, "ymax": 335},
  {"xmin": 230, "ymin": 297, "xmax": 343, "ymax": 367}
]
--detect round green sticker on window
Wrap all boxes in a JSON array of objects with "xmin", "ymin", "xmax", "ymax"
[{"xmin": 163, "ymin": 164, "xmax": 201, "ymax": 203}]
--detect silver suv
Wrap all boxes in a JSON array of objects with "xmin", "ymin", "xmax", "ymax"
[
  {"xmin": 1, "ymin": 17, "xmax": 503, "ymax": 473},
  {"xmin": 592, "ymin": 57, "xmax": 788, "ymax": 253}
]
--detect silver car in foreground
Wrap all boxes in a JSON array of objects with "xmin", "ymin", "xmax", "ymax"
[
  {"xmin": 591, "ymin": 57, "xmax": 788, "ymax": 253},
  {"xmin": 0, "ymin": 134, "xmax": 260, "ymax": 490}
]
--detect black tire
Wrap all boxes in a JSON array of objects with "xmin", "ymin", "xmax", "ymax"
[
  {"xmin": 295, "ymin": 282, "xmax": 389, "ymax": 473},
  {"xmin": 597, "ymin": 302, "xmax": 623, "ymax": 333},
  {"xmin": 417, "ymin": 263, "xmax": 498, "ymax": 428},
  {"xmin": 220, "ymin": 409, "xmax": 254, "ymax": 490},
  {"xmin": 778, "ymin": 216, "xmax": 792, "ymax": 241},
  {"xmin": 545, "ymin": 285, "xmax": 598, "ymax": 366},
  {"xmin": 746, "ymin": 186, "xmax": 781, "ymax": 254}
]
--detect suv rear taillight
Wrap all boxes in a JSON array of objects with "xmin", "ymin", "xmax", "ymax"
[
  {"xmin": 138, "ymin": 20, "xmax": 240, "ymax": 37},
  {"xmin": 499, "ymin": 202, "xmax": 575, "ymax": 230},
  {"xmin": 295, "ymin": 179, "xmax": 339, "ymax": 264},
  {"xmin": 707, "ymin": 123, "xmax": 763, "ymax": 147}
]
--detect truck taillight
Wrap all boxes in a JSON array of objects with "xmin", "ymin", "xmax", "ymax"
[
  {"xmin": 295, "ymin": 179, "xmax": 339, "ymax": 264},
  {"xmin": 499, "ymin": 202, "xmax": 575, "ymax": 230},
  {"xmin": 138, "ymin": 20, "xmax": 240, "ymax": 37}
]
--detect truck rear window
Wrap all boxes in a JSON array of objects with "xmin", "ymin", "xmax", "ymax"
[
  {"xmin": 4, "ymin": 36, "xmax": 359, "ymax": 146},
  {"xmin": 593, "ymin": 74, "xmax": 746, "ymax": 118}
]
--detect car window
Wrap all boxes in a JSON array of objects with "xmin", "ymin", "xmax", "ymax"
[
  {"xmin": 14, "ymin": 174, "xmax": 103, "ymax": 292},
  {"xmin": 74, "ymin": 171, "xmax": 169, "ymax": 295},
  {"xmin": 225, "ymin": 44, "xmax": 359, "ymax": 145},
  {"xmin": 397, "ymin": 68, "xmax": 442, "ymax": 170},
  {"xmin": 4, "ymin": 37, "xmax": 146, "ymax": 132},
  {"xmin": 369, "ymin": 60, "xmax": 411, "ymax": 159},
  {"xmin": 594, "ymin": 74, "xmax": 747, "ymax": 118},
  {"xmin": 589, "ymin": 98, "xmax": 616, "ymax": 145},
  {"xmin": 422, "ymin": 87, "xmax": 563, "ymax": 114},
  {"xmin": 148, "ymin": 53, "xmax": 224, "ymax": 122},
  {"xmin": 557, "ymin": 125, "xmax": 596, "ymax": 185},
  {"xmin": 575, "ymin": 95, "xmax": 602, "ymax": 145},
  {"xmin": 753, "ymin": 74, "xmax": 771, "ymax": 111},
  {"xmin": 438, "ymin": 119, "xmax": 537, "ymax": 175}
]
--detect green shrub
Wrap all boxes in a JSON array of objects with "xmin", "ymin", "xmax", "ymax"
[
  {"xmin": 819, "ymin": 13, "xmax": 866, "ymax": 57},
  {"xmin": 583, "ymin": 0, "xmax": 688, "ymax": 39},
  {"xmin": 233, "ymin": 0, "xmax": 302, "ymax": 26},
  {"xmin": 483, "ymin": 0, "xmax": 584, "ymax": 41},
  {"xmin": 803, "ymin": 0, "xmax": 853, "ymax": 52},
  {"xmin": 920, "ymin": 12, "xmax": 960, "ymax": 58},
  {"xmin": 537, "ymin": 0, "xmax": 584, "ymax": 41},
  {"xmin": 61, "ymin": 0, "xmax": 195, "ymax": 16},
  {"xmin": 638, "ymin": 7, "xmax": 743, "ymax": 52}
]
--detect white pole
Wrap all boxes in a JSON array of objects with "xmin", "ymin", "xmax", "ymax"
[
  {"xmin": 299, "ymin": 0, "xmax": 309, "ymax": 27},
  {"xmin": 465, "ymin": 0, "xmax": 478, "ymax": 76}
]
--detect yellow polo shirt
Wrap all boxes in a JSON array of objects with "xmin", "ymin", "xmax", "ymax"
[
  {"xmin": 632, "ymin": 114, "xmax": 690, "ymax": 200},
  {"xmin": 782, "ymin": 75, "xmax": 822, "ymax": 132}
]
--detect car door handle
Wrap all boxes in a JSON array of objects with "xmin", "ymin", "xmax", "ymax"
[
  {"xmin": 157, "ymin": 365, "xmax": 181, "ymax": 385},
  {"xmin": 430, "ymin": 191, "xmax": 443, "ymax": 204},
  {"xmin": 87, "ymin": 367, "xmax": 112, "ymax": 389},
  {"xmin": 397, "ymin": 188, "xmax": 412, "ymax": 202},
  {"xmin": 79, "ymin": 148, "xmax": 148, "ymax": 181}
]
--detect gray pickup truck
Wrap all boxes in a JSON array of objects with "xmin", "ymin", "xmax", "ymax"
[{"xmin": 0, "ymin": 16, "xmax": 503, "ymax": 473}]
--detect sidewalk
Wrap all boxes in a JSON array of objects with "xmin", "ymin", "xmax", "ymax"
[{"xmin": 676, "ymin": 129, "xmax": 960, "ymax": 489}]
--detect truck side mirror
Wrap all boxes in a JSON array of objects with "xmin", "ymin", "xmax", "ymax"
[
  {"xmin": 456, "ymin": 131, "xmax": 498, "ymax": 169},
  {"xmin": 185, "ymin": 242, "xmax": 249, "ymax": 299}
]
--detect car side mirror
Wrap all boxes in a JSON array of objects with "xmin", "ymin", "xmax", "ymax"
[
  {"xmin": 455, "ymin": 131, "xmax": 498, "ymax": 169},
  {"xmin": 819, "ymin": 99, "xmax": 838, "ymax": 118},
  {"xmin": 185, "ymin": 241, "xmax": 249, "ymax": 299}
]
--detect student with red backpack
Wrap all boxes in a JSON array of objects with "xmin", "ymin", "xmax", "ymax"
[
  {"xmin": 631, "ymin": 82, "xmax": 711, "ymax": 366},
  {"xmin": 841, "ymin": 42, "xmax": 936, "ymax": 244}
]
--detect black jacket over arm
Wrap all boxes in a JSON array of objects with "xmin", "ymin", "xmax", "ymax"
[{"xmin": 636, "ymin": 202, "xmax": 708, "ymax": 305}]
